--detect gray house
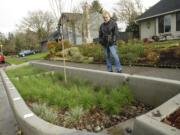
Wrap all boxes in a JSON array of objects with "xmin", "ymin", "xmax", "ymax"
[
  {"xmin": 41, "ymin": 31, "xmax": 60, "ymax": 52},
  {"xmin": 136, "ymin": 0, "xmax": 180, "ymax": 40},
  {"xmin": 61, "ymin": 12, "xmax": 103, "ymax": 45}
]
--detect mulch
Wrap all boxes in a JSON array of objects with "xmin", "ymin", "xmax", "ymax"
[
  {"xmin": 56, "ymin": 101, "xmax": 153, "ymax": 132},
  {"xmin": 162, "ymin": 107, "xmax": 180, "ymax": 129}
]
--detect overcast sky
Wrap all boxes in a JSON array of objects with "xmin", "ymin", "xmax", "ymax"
[{"xmin": 0, "ymin": 0, "xmax": 160, "ymax": 34}]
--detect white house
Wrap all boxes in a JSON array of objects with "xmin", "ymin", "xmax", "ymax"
[{"xmin": 136, "ymin": 0, "xmax": 180, "ymax": 40}]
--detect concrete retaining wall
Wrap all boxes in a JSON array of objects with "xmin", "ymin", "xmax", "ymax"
[
  {"xmin": 128, "ymin": 75, "xmax": 180, "ymax": 106},
  {"xmin": 31, "ymin": 62, "xmax": 180, "ymax": 107},
  {"xmin": 133, "ymin": 93, "xmax": 180, "ymax": 135}
]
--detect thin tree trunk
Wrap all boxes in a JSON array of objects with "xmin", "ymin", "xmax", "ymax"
[
  {"xmin": 61, "ymin": 23, "xmax": 67, "ymax": 83},
  {"xmin": 72, "ymin": 22, "xmax": 76, "ymax": 44}
]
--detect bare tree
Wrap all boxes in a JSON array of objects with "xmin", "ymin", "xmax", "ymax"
[
  {"xmin": 49, "ymin": 0, "xmax": 73, "ymax": 82},
  {"xmin": 114, "ymin": 0, "xmax": 143, "ymax": 24},
  {"xmin": 17, "ymin": 10, "xmax": 56, "ymax": 41}
]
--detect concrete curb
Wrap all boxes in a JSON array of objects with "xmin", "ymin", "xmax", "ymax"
[
  {"xmin": 0, "ymin": 69, "xmax": 105, "ymax": 135},
  {"xmin": 31, "ymin": 61, "xmax": 180, "ymax": 107},
  {"xmin": 133, "ymin": 93, "xmax": 180, "ymax": 135}
]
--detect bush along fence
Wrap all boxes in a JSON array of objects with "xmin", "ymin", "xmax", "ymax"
[{"xmin": 45, "ymin": 39, "xmax": 180, "ymax": 68}]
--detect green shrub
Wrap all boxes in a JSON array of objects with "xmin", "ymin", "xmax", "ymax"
[
  {"xmin": 43, "ymin": 109, "xmax": 58, "ymax": 124},
  {"xmin": 31, "ymin": 103, "xmax": 58, "ymax": 124},
  {"xmin": 117, "ymin": 44, "xmax": 144, "ymax": 64},
  {"xmin": 46, "ymin": 40, "xmax": 71, "ymax": 55},
  {"xmin": 78, "ymin": 43, "xmax": 105, "ymax": 63},
  {"xmin": 102, "ymin": 85, "xmax": 134, "ymax": 114},
  {"xmin": 31, "ymin": 103, "xmax": 47, "ymax": 116},
  {"xmin": 77, "ymin": 41, "xmax": 145, "ymax": 64},
  {"xmin": 64, "ymin": 106, "xmax": 84, "ymax": 124}
]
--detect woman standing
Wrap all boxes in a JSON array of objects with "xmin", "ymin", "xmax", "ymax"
[{"xmin": 99, "ymin": 10, "xmax": 122, "ymax": 73}]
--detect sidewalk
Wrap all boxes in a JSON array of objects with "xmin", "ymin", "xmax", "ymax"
[
  {"xmin": 0, "ymin": 77, "xmax": 18, "ymax": 135},
  {"xmin": 33, "ymin": 60, "xmax": 180, "ymax": 81}
]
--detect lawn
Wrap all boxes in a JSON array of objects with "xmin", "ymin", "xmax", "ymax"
[
  {"xmin": 23, "ymin": 51, "xmax": 49, "ymax": 60},
  {"xmin": 5, "ymin": 57, "xmax": 27, "ymax": 65}
]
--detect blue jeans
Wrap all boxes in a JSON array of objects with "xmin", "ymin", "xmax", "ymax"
[{"xmin": 104, "ymin": 45, "xmax": 122, "ymax": 72}]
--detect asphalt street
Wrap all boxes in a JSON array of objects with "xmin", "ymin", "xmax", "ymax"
[{"xmin": 0, "ymin": 77, "xmax": 18, "ymax": 135}]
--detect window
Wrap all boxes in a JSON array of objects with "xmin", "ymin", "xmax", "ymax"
[
  {"xmin": 159, "ymin": 16, "xmax": 164, "ymax": 33},
  {"xmin": 164, "ymin": 15, "xmax": 171, "ymax": 32},
  {"xmin": 176, "ymin": 12, "xmax": 180, "ymax": 31},
  {"xmin": 158, "ymin": 15, "xmax": 171, "ymax": 33}
]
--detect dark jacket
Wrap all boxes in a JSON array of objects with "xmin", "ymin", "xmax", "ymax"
[{"xmin": 99, "ymin": 18, "xmax": 118, "ymax": 47}]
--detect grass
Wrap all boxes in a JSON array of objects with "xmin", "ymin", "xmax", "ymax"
[
  {"xmin": 150, "ymin": 40, "xmax": 180, "ymax": 48},
  {"xmin": 5, "ymin": 57, "xmax": 27, "ymax": 65},
  {"xmin": 6, "ymin": 65, "xmax": 47, "ymax": 78},
  {"xmin": 23, "ymin": 52, "xmax": 49, "ymax": 60},
  {"xmin": 7, "ymin": 65, "xmax": 134, "ymax": 114}
]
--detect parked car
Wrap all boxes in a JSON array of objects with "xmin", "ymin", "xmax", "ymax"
[
  {"xmin": 0, "ymin": 53, "xmax": 5, "ymax": 63},
  {"xmin": 18, "ymin": 50, "xmax": 36, "ymax": 57}
]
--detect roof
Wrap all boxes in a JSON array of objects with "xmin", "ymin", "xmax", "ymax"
[
  {"xmin": 59, "ymin": 12, "xmax": 83, "ymax": 24},
  {"xmin": 136, "ymin": 0, "xmax": 180, "ymax": 22},
  {"xmin": 41, "ymin": 31, "xmax": 59, "ymax": 43}
]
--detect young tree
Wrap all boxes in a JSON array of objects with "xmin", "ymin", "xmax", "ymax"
[{"xmin": 49, "ymin": 0, "xmax": 73, "ymax": 82}]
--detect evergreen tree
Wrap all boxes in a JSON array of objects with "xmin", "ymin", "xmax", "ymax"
[
  {"xmin": 112, "ymin": 12, "xmax": 118, "ymax": 21},
  {"xmin": 15, "ymin": 38, "xmax": 21, "ymax": 52},
  {"xmin": 90, "ymin": 0, "xmax": 102, "ymax": 13},
  {"xmin": 126, "ymin": 22, "xmax": 139, "ymax": 38}
]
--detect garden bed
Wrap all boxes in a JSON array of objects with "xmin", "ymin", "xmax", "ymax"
[
  {"xmin": 6, "ymin": 65, "xmax": 153, "ymax": 132},
  {"xmin": 44, "ymin": 39, "xmax": 180, "ymax": 68},
  {"xmin": 162, "ymin": 107, "xmax": 180, "ymax": 129}
]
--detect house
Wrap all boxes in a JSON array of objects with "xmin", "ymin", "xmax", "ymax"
[
  {"xmin": 41, "ymin": 31, "xmax": 60, "ymax": 52},
  {"xmin": 41, "ymin": 11, "xmax": 103, "ymax": 52},
  {"xmin": 60, "ymin": 12, "xmax": 103, "ymax": 44},
  {"xmin": 136, "ymin": 0, "xmax": 180, "ymax": 40},
  {"xmin": 59, "ymin": 12, "xmax": 85, "ymax": 45}
]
